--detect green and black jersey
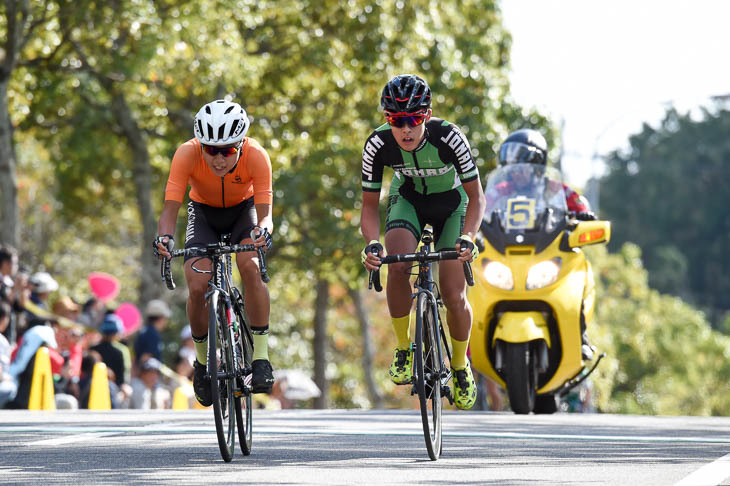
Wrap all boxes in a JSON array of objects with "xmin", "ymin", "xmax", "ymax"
[{"xmin": 361, "ymin": 118, "xmax": 480, "ymax": 196}]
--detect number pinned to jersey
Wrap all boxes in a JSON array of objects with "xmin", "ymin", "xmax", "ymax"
[{"xmin": 506, "ymin": 197, "xmax": 536, "ymax": 231}]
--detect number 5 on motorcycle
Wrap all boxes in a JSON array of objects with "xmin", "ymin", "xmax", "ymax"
[{"xmin": 506, "ymin": 197, "xmax": 536, "ymax": 230}]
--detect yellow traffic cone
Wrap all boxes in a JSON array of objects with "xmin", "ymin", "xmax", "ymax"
[
  {"xmin": 88, "ymin": 362, "xmax": 112, "ymax": 410},
  {"xmin": 172, "ymin": 385, "xmax": 190, "ymax": 410},
  {"xmin": 28, "ymin": 347, "xmax": 56, "ymax": 410}
]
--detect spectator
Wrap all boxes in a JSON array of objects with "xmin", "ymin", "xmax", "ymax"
[
  {"xmin": 0, "ymin": 302, "xmax": 14, "ymax": 407},
  {"xmin": 134, "ymin": 299, "xmax": 171, "ymax": 365},
  {"xmin": 0, "ymin": 245, "xmax": 18, "ymax": 304},
  {"xmin": 28, "ymin": 272, "xmax": 58, "ymax": 310},
  {"xmin": 78, "ymin": 297, "xmax": 106, "ymax": 332},
  {"xmin": 91, "ymin": 314, "xmax": 131, "ymax": 388},
  {"xmin": 130, "ymin": 357, "xmax": 170, "ymax": 409},
  {"xmin": 77, "ymin": 350, "xmax": 122, "ymax": 409},
  {"xmin": 26, "ymin": 272, "xmax": 59, "ymax": 329},
  {"xmin": 0, "ymin": 323, "xmax": 57, "ymax": 408},
  {"xmin": 0, "ymin": 245, "xmax": 28, "ymax": 344},
  {"xmin": 52, "ymin": 296, "xmax": 81, "ymax": 322}
]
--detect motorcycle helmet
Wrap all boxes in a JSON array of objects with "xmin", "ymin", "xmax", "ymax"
[
  {"xmin": 193, "ymin": 99, "xmax": 249, "ymax": 146},
  {"xmin": 381, "ymin": 74, "xmax": 432, "ymax": 113},
  {"xmin": 498, "ymin": 129, "xmax": 548, "ymax": 166}
]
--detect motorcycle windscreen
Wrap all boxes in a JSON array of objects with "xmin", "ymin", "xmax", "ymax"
[{"xmin": 483, "ymin": 164, "xmax": 569, "ymax": 234}]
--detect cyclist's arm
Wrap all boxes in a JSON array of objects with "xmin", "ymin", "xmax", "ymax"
[
  {"xmin": 461, "ymin": 178, "xmax": 486, "ymax": 240},
  {"xmin": 156, "ymin": 200, "xmax": 181, "ymax": 259},
  {"xmin": 254, "ymin": 202, "xmax": 273, "ymax": 239},
  {"xmin": 360, "ymin": 191, "xmax": 381, "ymax": 243}
]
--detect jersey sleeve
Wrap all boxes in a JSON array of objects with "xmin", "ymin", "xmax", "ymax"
[
  {"xmin": 361, "ymin": 131, "xmax": 386, "ymax": 193},
  {"xmin": 564, "ymin": 184, "xmax": 590, "ymax": 212},
  {"xmin": 439, "ymin": 123, "xmax": 480, "ymax": 183},
  {"xmin": 164, "ymin": 141, "xmax": 197, "ymax": 203},
  {"xmin": 246, "ymin": 140, "xmax": 273, "ymax": 205}
]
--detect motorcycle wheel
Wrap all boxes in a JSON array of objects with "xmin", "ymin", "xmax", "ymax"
[{"xmin": 504, "ymin": 342, "xmax": 537, "ymax": 414}]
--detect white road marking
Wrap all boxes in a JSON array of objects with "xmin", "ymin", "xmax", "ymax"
[
  {"xmin": 674, "ymin": 453, "xmax": 730, "ymax": 486},
  {"xmin": 11, "ymin": 424, "xmax": 730, "ymax": 445},
  {"xmin": 28, "ymin": 432, "xmax": 117, "ymax": 446}
]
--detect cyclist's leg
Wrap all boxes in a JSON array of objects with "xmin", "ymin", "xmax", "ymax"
[
  {"xmin": 384, "ymin": 189, "xmax": 421, "ymax": 384},
  {"xmin": 231, "ymin": 199, "xmax": 274, "ymax": 393},
  {"xmin": 183, "ymin": 202, "xmax": 218, "ymax": 361},
  {"xmin": 384, "ymin": 189, "xmax": 421, "ymax": 320},
  {"xmin": 434, "ymin": 188, "xmax": 476, "ymax": 409},
  {"xmin": 432, "ymin": 185, "xmax": 471, "ymax": 348},
  {"xmin": 183, "ymin": 202, "xmax": 219, "ymax": 406}
]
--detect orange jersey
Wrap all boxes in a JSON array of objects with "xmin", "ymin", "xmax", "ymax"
[{"xmin": 164, "ymin": 138, "xmax": 273, "ymax": 208}]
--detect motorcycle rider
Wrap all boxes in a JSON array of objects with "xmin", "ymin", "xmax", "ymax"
[{"xmin": 487, "ymin": 128, "xmax": 597, "ymax": 360}]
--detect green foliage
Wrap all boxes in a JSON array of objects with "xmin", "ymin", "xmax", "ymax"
[
  {"xmin": 599, "ymin": 104, "xmax": 730, "ymax": 325},
  {"xmin": 9, "ymin": 0, "xmax": 559, "ymax": 408},
  {"xmin": 588, "ymin": 243, "xmax": 730, "ymax": 415}
]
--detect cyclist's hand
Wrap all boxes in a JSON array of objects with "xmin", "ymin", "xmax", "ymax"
[
  {"xmin": 456, "ymin": 234, "xmax": 478, "ymax": 262},
  {"xmin": 153, "ymin": 235, "xmax": 174, "ymax": 260},
  {"xmin": 251, "ymin": 226, "xmax": 273, "ymax": 252},
  {"xmin": 361, "ymin": 240, "xmax": 383, "ymax": 271}
]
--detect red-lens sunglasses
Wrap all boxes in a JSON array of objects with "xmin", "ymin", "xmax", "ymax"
[
  {"xmin": 385, "ymin": 111, "xmax": 429, "ymax": 128},
  {"xmin": 202, "ymin": 144, "xmax": 240, "ymax": 157}
]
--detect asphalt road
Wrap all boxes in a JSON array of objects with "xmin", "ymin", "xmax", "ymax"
[{"xmin": 1, "ymin": 409, "xmax": 729, "ymax": 485}]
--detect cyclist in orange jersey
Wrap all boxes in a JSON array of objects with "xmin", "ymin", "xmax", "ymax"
[{"xmin": 153, "ymin": 99, "xmax": 275, "ymax": 406}]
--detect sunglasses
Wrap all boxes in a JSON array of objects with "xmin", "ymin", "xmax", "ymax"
[
  {"xmin": 384, "ymin": 111, "xmax": 429, "ymax": 128},
  {"xmin": 202, "ymin": 143, "xmax": 240, "ymax": 157}
]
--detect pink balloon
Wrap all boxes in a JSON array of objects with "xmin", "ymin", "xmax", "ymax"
[
  {"xmin": 88, "ymin": 272, "xmax": 120, "ymax": 303},
  {"xmin": 115, "ymin": 302, "xmax": 142, "ymax": 335}
]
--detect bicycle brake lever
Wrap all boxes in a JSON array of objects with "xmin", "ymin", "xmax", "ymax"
[
  {"xmin": 162, "ymin": 257, "xmax": 176, "ymax": 290},
  {"xmin": 369, "ymin": 269, "xmax": 382, "ymax": 292},
  {"xmin": 257, "ymin": 247, "xmax": 270, "ymax": 283},
  {"xmin": 463, "ymin": 261, "xmax": 474, "ymax": 287}
]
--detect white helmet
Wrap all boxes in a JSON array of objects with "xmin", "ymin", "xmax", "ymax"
[{"xmin": 193, "ymin": 99, "xmax": 249, "ymax": 146}]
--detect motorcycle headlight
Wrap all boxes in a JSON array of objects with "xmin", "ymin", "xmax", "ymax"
[
  {"xmin": 483, "ymin": 260, "xmax": 514, "ymax": 290},
  {"xmin": 526, "ymin": 258, "xmax": 562, "ymax": 290}
]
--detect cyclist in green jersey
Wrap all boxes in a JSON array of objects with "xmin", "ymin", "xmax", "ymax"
[{"xmin": 360, "ymin": 74, "xmax": 486, "ymax": 410}]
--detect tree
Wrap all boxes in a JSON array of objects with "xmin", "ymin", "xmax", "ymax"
[
  {"xmin": 589, "ymin": 243, "xmax": 730, "ymax": 416},
  {"xmin": 0, "ymin": 0, "xmax": 77, "ymax": 246},
  {"xmin": 599, "ymin": 104, "xmax": 730, "ymax": 327}
]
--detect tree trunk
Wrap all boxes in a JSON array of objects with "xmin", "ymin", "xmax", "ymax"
[
  {"xmin": 312, "ymin": 278, "xmax": 329, "ymax": 409},
  {"xmin": 348, "ymin": 286, "xmax": 384, "ymax": 409},
  {"xmin": 108, "ymin": 89, "xmax": 162, "ymax": 305},
  {"xmin": 0, "ymin": 81, "xmax": 19, "ymax": 247}
]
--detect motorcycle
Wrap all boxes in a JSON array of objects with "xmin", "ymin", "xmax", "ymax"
[{"xmin": 468, "ymin": 163, "xmax": 610, "ymax": 414}]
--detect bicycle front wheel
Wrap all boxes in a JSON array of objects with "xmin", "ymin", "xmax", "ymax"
[
  {"xmin": 208, "ymin": 291, "xmax": 236, "ymax": 462},
  {"xmin": 232, "ymin": 290, "xmax": 253, "ymax": 455},
  {"xmin": 414, "ymin": 291, "xmax": 443, "ymax": 460}
]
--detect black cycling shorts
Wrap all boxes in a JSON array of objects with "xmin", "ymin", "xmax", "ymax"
[{"xmin": 184, "ymin": 199, "xmax": 257, "ymax": 261}]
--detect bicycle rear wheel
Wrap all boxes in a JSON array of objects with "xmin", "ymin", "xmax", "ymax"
[
  {"xmin": 208, "ymin": 291, "xmax": 236, "ymax": 462},
  {"xmin": 414, "ymin": 291, "xmax": 443, "ymax": 460},
  {"xmin": 232, "ymin": 289, "xmax": 253, "ymax": 455}
]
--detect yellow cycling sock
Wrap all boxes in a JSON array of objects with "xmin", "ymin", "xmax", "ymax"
[
  {"xmin": 252, "ymin": 328, "xmax": 269, "ymax": 361},
  {"xmin": 391, "ymin": 314, "xmax": 411, "ymax": 349},
  {"xmin": 450, "ymin": 337, "xmax": 469, "ymax": 369},
  {"xmin": 193, "ymin": 335, "xmax": 208, "ymax": 365}
]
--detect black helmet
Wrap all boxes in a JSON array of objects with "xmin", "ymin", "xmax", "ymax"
[
  {"xmin": 380, "ymin": 74, "xmax": 432, "ymax": 113},
  {"xmin": 498, "ymin": 129, "xmax": 548, "ymax": 166}
]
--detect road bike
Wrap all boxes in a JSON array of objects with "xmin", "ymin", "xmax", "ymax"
[
  {"xmin": 368, "ymin": 228, "xmax": 473, "ymax": 460},
  {"xmin": 161, "ymin": 232, "xmax": 269, "ymax": 462}
]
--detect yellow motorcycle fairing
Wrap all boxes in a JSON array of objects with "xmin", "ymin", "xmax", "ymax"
[
  {"xmin": 468, "ymin": 231, "xmax": 588, "ymax": 394},
  {"xmin": 493, "ymin": 312, "xmax": 550, "ymax": 347}
]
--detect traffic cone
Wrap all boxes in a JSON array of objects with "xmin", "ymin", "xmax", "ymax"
[
  {"xmin": 172, "ymin": 385, "xmax": 190, "ymax": 410},
  {"xmin": 88, "ymin": 362, "xmax": 112, "ymax": 410},
  {"xmin": 28, "ymin": 347, "xmax": 56, "ymax": 410}
]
